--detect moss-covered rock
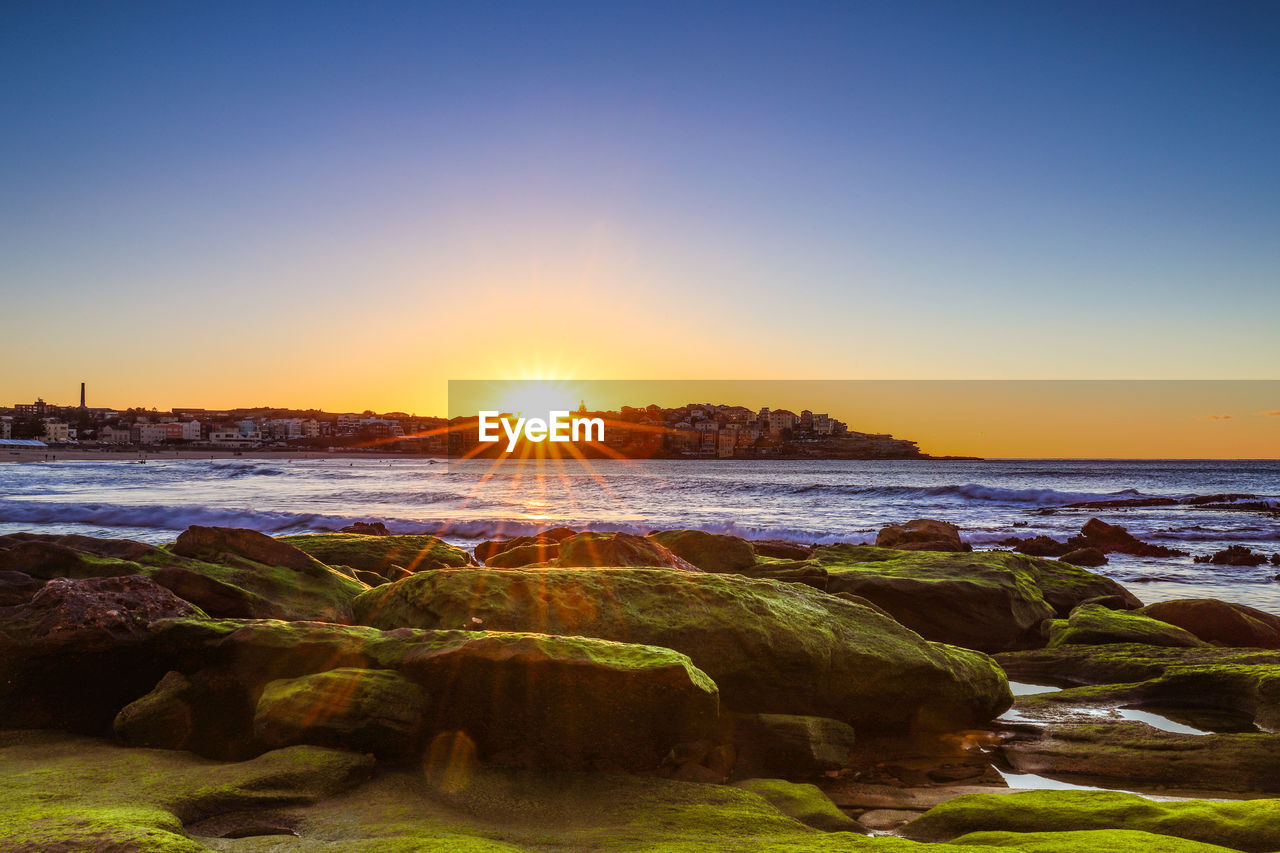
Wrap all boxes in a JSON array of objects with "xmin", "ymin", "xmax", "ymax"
[
  {"xmin": 148, "ymin": 618, "xmax": 721, "ymax": 771},
  {"xmin": 996, "ymin": 644, "xmax": 1280, "ymax": 732},
  {"xmin": 1046, "ymin": 603, "xmax": 1207, "ymax": 649},
  {"xmin": 648, "ymin": 529, "xmax": 759, "ymax": 573},
  {"xmin": 114, "ymin": 666, "xmax": 259, "ymax": 760},
  {"xmin": 3, "ymin": 729, "xmax": 1001, "ymax": 852},
  {"xmin": 0, "ymin": 530, "xmax": 369, "ymax": 624},
  {"xmin": 352, "ymin": 567, "xmax": 1011, "ymax": 733},
  {"xmin": 0, "ymin": 575, "xmax": 210, "ymax": 733},
  {"xmin": 996, "ymin": 643, "xmax": 1280, "ymax": 688},
  {"xmin": 0, "ymin": 532, "xmax": 169, "ymax": 580},
  {"xmin": 728, "ymin": 713, "xmax": 858, "ymax": 780},
  {"xmin": 1139, "ymin": 599, "xmax": 1280, "ymax": 649},
  {"xmin": 906, "ymin": 789, "xmax": 1280, "ymax": 852},
  {"xmin": 278, "ymin": 532, "xmax": 473, "ymax": 576},
  {"xmin": 950, "ymin": 829, "xmax": 1242, "ymax": 852},
  {"xmin": 0, "ymin": 729, "xmax": 373, "ymax": 851},
  {"xmin": 254, "ymin": 668, "xmax": 429, "ymax": 758},
  {"xmin": 485, "ymin": 541, "xmax": 559, "ymax": 567},
  {"xmin": 553, "ymin": 531, "xmax": 699, "ymax": 571},
  {"xmin": 732, "ymin": 778, "xmax": 861, "ymax": 831},
  {"xmin": 1000, "ymin": 720, "xmax": 1280, "ymax": 793},
  {"xmin": 875, "ymin": 519, "xmax": 969, "ymax": 552},
  {"xmin": 809, "ymin": 545, "xmax": 1143, "ymax": 653}
]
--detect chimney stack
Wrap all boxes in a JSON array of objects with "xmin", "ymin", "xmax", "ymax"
[{"xmin": 80, "ymin": 382, "xmax": 86, "ymax": 409}]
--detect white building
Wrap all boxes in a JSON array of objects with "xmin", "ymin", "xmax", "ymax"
[
  {"xmin": 99, "ymin": 425, "xmax": 133, "ymax": 444},
  {"xmin": 209, "ymin": 429, "xmax": 263, "ymax": 448},
  {"xmin": 768, "ymin": 409, "xmax": 797, "ymax": 433},
  {"xmin": 42, "ymin": 420, "xmax": 72, "ymax": 443}
]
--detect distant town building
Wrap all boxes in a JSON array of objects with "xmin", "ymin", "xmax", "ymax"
[
  {"xmin": 98, "ymin": 425, "xmax": 133, "ymax": 444},
  {"xmin": 209, "ymin": 429, "xmax": 263, "ymax": 448},
  {"xmin": 768, "ymin": 409, "xmax": 797, "ymax": 433},
  {"xmin": 41, "ymin": 420, "xmax": 72, "ymax": 443}
]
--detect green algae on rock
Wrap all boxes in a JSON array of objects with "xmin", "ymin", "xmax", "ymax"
[
  {"xmin": 278, "ymin": 532, "xmax": 473, "ymax": 576},
  {"xmin": 142, "ymin": 618, "xmax": 721, "ymax": 770},
  {"xmin": 352, "ymin": 567, "xmax": 1012, "ymax": 733},
  {"xmin": 948, "ymin": 829, "xmax": 1244, "ymax": 852},
  {"xmin": 728, "ymin": 714, "xmax": 858, "ymax": 779},
  {"xmin": 1045, "ymin": 603, "xmax": 1208, "ymax": 649},
  {"xmin": 1, "ymin": 729, "xmax": 1009, "ymax": 853},
  {"xmin": 1000, "ymin": 720, "xmax": 1280, "ymax": 793},
  {"xmin": 254, "ymin": 667, "xmax": 430, "ymax": 758},
  {"xmin": 553, "ymin": 531, "xmax": 700, "ymax": 571},
  {"xmin": 905, "ymin": 789, "xmax": 1280, "ymax": 852},
  {"xmin": 995, "ymin": 644, "xmax": 1280, "ymax": 732},
  {"xmin": 1138, "ymin": 599, "xmax": 1280, "ymax": 649},
  {"xmin": 0, "ymin": 528, "xmax": 371, "ymax": 623},
  {"xmin": 647, "ymin": 529, "xmax": 760, "ymax": 573},
  {"xmin": 732, "ymin": 778, "xmax": 862, "ymax": 831},
  {"xmin": 0, "ymin": 729, "xmax": 373, "ymax": 852},
  {"xmin": 808, "ymin": 545, "xmax": 1141, "ymax": 653}
]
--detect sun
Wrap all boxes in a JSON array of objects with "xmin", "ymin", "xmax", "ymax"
[{"xmin": 478, "ymin": 379, "xmax": 589, "ymax": 417}]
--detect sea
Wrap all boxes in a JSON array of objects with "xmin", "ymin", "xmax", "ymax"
[{"xmin": 2, "ymin": 457, "xmax": 1278, "ymax": 612}]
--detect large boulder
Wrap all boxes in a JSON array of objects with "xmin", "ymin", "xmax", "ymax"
[
  {"xmin": 254, "ymin": 668, "xmax": 430, "ymax": 758},
  {"xmin": 114, "ymin": 668, "xmax": 257, "ymax": 760},
  {"xmin": 727, "ymin": 713, "xmax": 858, "ymax": 780},
  {"xmin": 172, "ymin": 526, "xmax": 333, "ymax": 574},
  {"xmin": 485, "ymin": 542, "xmax": 559, "ymax": 567},
  {"xmin": 0, "ymin": 576, "xmax": 203, "ymax": 732},
  {"xmin": 1046, "ymin": 603, "xmax": 1208, "ymax": 649},
  {"xmin": 143, "ymin": 619, "xmax": 721, "ymax": 771},
  {"xmin": 156, "ymin": 526, "xmax": 368, "ymax": 622},
  {"xmin": 810, "ymin": 545, "xmax": 1140, "ymax": 653},
  {"xmin": 1, "ymin": 575, "xmax": 203, "ymax": 640},
  {"xmin": 1139, "ymin": 599, "xmax": 1280, "ymax": 649},
  {"xmin": 399, "ymin": 631, "xmax": 719, "ymax": 771},
  {"xmin": 0, "ymin": 529, "xmax": 372, "ymax": 623},
  {"xmin": 647, "ymin": 530, "xmax": 758, "ymax": 573},
  {"xmin": 1073, "ymin": 518, "xmax": 1187, "ymax": 558},
  {"xmin": 0, "ymin": 532, "xmax": 165, "ymax": 580},
  {"xmin": 553, "ymin": 532, "xmax": 699, "ymax": 571},
  {"xmin": 875, "ymin": 519, "xmax": 969, "ymax": 552},
  {"xmin": 473, "ymin": 528, "xmax": 575, "ymax": 564},
  {"xmin": 277, "ymin": 532, "xmax": 473, "ymax": 576},
  {"xmin": 1000, "ymin": 720, "xmax": 1280, "ymax": 794},
  {"xmin": 1195, "ymin": 545, "xmax": 1270, "ymax": 567},
  {"xmin": 352, "ymin": 567, "xmax": 1011, "ymax": 733},
  {"xmin": 996, "ymin": 644, "xmax": 1280, "ymax": 733}
]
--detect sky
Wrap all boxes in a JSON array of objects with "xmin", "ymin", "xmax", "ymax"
[{"xmin": 2, "ymin": 1, "xmax": 1278, "ymax": 431}]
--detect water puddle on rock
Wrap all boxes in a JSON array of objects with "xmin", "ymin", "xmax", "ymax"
[
  {"xmin": 1114, "ymin": 708, "xmax": 1209, "ymax": 735},
  {"xmin": 995, "ymin": 769, "xmax": 1114, "ymax": 792},
  {"xmin": 1007, "ymin": 681, "xmax": 1065, "ymax": 696},
  {"xmin": 998, "ymin": 704, "xmax": 1247, "ymax": 735}
]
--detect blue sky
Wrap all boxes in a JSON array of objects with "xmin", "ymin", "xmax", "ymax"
[{"xmin": 2, "ymin": 1, "xmax": 1277, "ymax": 411}]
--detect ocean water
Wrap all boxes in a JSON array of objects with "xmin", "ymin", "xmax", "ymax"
[{"xmin": 1, "ymin": 457, "xmax": 1277, "ymax": 611}]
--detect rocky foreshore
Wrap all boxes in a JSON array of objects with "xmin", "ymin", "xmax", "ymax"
[{"xmin": 3, "ymin": 521, "xmax": 1280, "ymax": 851}]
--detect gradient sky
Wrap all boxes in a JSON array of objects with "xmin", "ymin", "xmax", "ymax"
[{"xmin": 2, "ymin": 1, "xmax": 1278, "ymax": 419}]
